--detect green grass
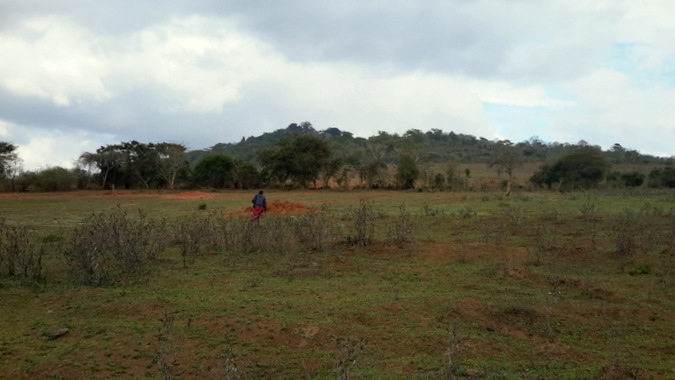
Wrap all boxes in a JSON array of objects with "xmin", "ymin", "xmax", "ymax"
[{"xmin": 0, "ymin": 189, "xmax": 674, "ymax": 379}]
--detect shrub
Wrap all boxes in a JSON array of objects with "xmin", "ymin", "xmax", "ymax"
[
  {"xmin": 0, "ymin": 219, "xmax": 44, "ymax": 283},
  {"xmin": 620, "ymin": 171, "xmax": 645, "ymax": 187},
  {"xmin": 531, "ymin": 147, "xmax": 610, "ymax": 190},
  {"xmin": 334, "ymin": 336, "xmax": 366, "ymax": 380},
  {"xmin": 173, "ymin": 214, "xmax": 221, "ymax": 267},
  {"xmin": 387, "ymin": 204, "xmax": 416, "ymax": 247},
  {"xmin": 456, "ymin": 206, "xmax": 475, "ymax": 218},
  {"xmin": 346, "ymin": 200, "xmax": 377, "ymax": 246},
  {"xmin": 62, "ymin": 208, "xmax": 167, "ymax": 286},
  {"xmin": 628, "ymin": 263, "xmax": 652, "ymax": 276},
  {"xmin": 611, "ymin": 210, "xmax": 641, "ymax": 256},
  {"xmin": 422, "ymin": 203, "xmax": 445, "ymax": 216},
  {"xmin": 647, "ymin": 167, "xmax": 675, "ymax": 188},
  {"xmin": 221, "ymin": 215, "xmax": 291, "ymax": 254},
  {"xmin": 290, "ymin": 208, "xmax": 336, "ymax": 252}
]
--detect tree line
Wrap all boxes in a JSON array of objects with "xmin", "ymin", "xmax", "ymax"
[{"xmin": 1, "ymin": 123, "xmax": 674, "ymax": 193}]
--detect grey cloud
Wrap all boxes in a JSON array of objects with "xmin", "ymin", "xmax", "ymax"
[{"xmin": 3, "ymin": 1, "xmax": 625, "ymax": 81}]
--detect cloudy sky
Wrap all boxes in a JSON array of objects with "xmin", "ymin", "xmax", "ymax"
[{"xmin": 1, "ymin": 1, "xmax": 674, "ymax": 170}]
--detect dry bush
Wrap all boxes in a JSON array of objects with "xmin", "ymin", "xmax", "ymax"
[
  {"xmin": 421, "ymin": 203, "xmax": 446, "ymax": 217},
  {"xmin": 290, "ymin": 207, "xmax": 338, "ymax": 252},
  {"xmin": 155, "ymin": 310, "xmax": 188, "ymax": 380},
  {"xmin": 611, "ymin": 210, "xmax": 642, "ymax": 257},
  {"xmin": 62, "ymin": 208, "xmax": 166, "ymax": 286},
  {"xmin": 0, "ymin": 219, "xmax": 44, "ymax": 283},
  {"xmin": 334, "ymin": 336, "xmax": 366, "ymax": 380},
  {"xmin": 387, "ymin": 204, "xmax": 416, "ymax": 247},
  {"xmin": 346, "ymin": 200, "xmax": 377, "ymax": 246},
  {"xmin": 579, "ymin": 195, "xmax": 598, "ymax": 222},
  {"xmin": 500, "ymin": 205, "xmax": 522, "ymax": 235},
  {"xmin": 222, "ymin": 215, "xmax": 292, "ymax": 254},
  {"xmin": 475, "ymin": 215, "xmax": 505, "ymax": 245},
  {"xmin": 173, "ymin": 213, "xmax": 222, "ymax": 267}
]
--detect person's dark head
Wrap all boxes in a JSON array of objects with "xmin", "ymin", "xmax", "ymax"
[{"xmin": 259, "ymin": 190, "xmax": 263, "ymax": 195}]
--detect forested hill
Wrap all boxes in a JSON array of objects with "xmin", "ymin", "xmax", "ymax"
[{"xmin": 188, "ymin": 121, "xmax": 671, "ymax": 166}]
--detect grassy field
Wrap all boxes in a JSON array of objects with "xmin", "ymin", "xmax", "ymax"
[{"xmin": 0, "ymin": 189, "xmax": 673, "ymax": 379}]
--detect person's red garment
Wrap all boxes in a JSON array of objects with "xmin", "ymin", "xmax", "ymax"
[{"xmin": 251, "ymin": 205, "xmax": 265, "ymax": 220}]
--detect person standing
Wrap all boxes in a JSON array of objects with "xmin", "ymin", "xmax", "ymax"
[{"xmin": 251, "ymin": 190, "xmax": 267, "ymax": 221}]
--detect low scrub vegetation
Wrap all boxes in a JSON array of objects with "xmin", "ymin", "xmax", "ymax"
[
  {"xmin": 62, "ymin": 208, "xmax": 167, "ymax": 286},
  {"xmin": 0, "ymin": 189, "xmax": 673, "ymax": 379}
]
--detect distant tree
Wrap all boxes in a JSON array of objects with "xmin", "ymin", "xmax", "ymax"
[
  {"xmin": 531, "ymin": 147, "xmax": 610, "ymax": 190},
  {"xmin": 620, "ymin": 171, "xmax": 645, "ymax": 187},
  {"xmin": 79, "ymin": 146, "xmax": 125, "ymax": 189},
  {"xmin": 489, "ymin": 142, "xmax": 522, "ymax": 196},
  {"xmin": 323, "ymin": 127, "xmax": 342, "ymax": 137},
  {"xmin": 231, "ymin": 159, "xmax": 260, "ymax": 189},
  {"xmin": 156, "ymin": 143, "xmax": 188, "ymax": 190},
  {"xmin": 395, "ymin": 154, "xmax": 419, "ymax": 189},
  {"xmin": 0, "ymin": 142, "xmax": 19, "ymax": 177},
  {"xmin": 432, "ymin": 173, "xmax": 445, "ymax": 189},
  {"xmin": 120, "ymin": 141, "xmax": 160, "ymax": 189},
  {"xmin": 354, "ymin": 141, "xmax": 391, "ymax": 188},
  {"xmin": 258, "ymin": 133, "xmax": 332, "ymax": 188},
  {"xmin": 392, "ymin": 129, "xmax": 430, "ymax": 171},
  {"xmin": 286, "ymin": 121, "xmax": 316, "ymax": 134},
  {"xmin": 647, "ymin": 167, "xmax": 675, "ymax": 188},
  {"xmin": 321, "ymin": 158, "xmax": 343, "ymax": 188},
  {"xmin": 445, "ymin": 162, "xmax": 464, "ymax": 190},
  {"xmin": 16, "ymin": 167, "xmax": 79, "ymax": 192},
  {"xmin": 191, "ymin": 154, "xmax": 235, "ymax": 188}
]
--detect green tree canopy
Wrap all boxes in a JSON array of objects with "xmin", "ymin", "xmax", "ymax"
[
  {"xmin": 647, "ymin": 167, "xmax": 675, "ymax": 188},
  {"xmin": 489, "ymin": 142, "xmax": 522, "ymax": 196},
  {"xmin": 0, "ymin": 142, "xmax": 19, "ymax": 177},
  {"xmin": 155, "ymin": 143, "xmax": 189, "ymax": 190},
  {"xmin": 231, "ymin": 159, "xmax": 261, "ymax": 189},
  {"xmin": 80, "ymin": 141, "xmax": 168, "ymax": 189},
  {"xmin": 191, "ymin": 154, "xmax": 235, "ymax": 188},
  {"xmin": 531, "ymin": 147, "xmax": 610, "ymax": 190},
  {"xmin": 395, "ymin": 154, "xmax": 419, "ymax": 189},
  {"xmin": 258, "ymin": 133, "xmax": 332, "ymax": 188}
]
